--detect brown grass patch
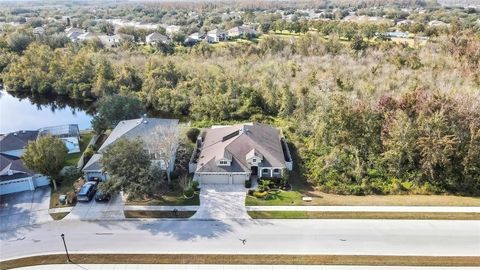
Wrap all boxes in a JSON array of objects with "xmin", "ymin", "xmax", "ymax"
[{"xmin": 2, "ymin": 254, "xmax": 479, "ymax": 269}]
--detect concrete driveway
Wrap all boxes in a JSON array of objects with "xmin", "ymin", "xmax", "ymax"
[
  {"xmin": 0, "ymin": 187, "xmax": 52, "ymax": 231},
  {"xmin": 64, "ymin": 192, "xmax": 125, "ymax": 221},
  {"xmin": 191, "ymin": 184, "xmax": 249, "ymax": 220}
]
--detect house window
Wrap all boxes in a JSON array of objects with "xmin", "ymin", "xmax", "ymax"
[
  {"xmin": 252, "ymin": 159, "xmax": 257, "ymax": 163},
  {"xmin": 219, "ymin": 160, "xmax": 228, "ymax": 165},
  {"xmin": 273, "ymin": 169, "xmax": 280, "ymax": 173},
  {"xmin": 262, "ymin": 169, "xmax": 269, "ymax": 173}
]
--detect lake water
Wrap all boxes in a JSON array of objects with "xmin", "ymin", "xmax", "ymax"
[{"xmin": 0, "ymin": 89, "xmax": 94, "ymax": 134}]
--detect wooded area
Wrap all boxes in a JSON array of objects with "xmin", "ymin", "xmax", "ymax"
[{"xmin": 1, "ymin": 1, "xmax": 479, "ymax": 196}]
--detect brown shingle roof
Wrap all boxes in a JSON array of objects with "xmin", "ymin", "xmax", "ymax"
[{"xmin": 196, "ymin": 123, "xmax": 286, "ymax": 173}]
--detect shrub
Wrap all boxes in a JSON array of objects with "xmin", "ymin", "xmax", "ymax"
[
  {"xmin": 245, "ymin": 179, "xmax": 252, "ymax": 188},
  {"xmin": 248, "ymin": 189, "xmax": 255, "ymax": 196},
  {"xmin": 253, "ymin": 190, "xmax": 268, "ymax": 198},
  {"xmin": 186, "ymin": 128, "xmax": 201, "ymax": 143},
  {"xmin": 258, "ymin": 179, "xmax": 271, "ymax": 192},
  {"xmin": 184, "ymin": 187, "xmax": 194, "ymax": 198},
  {"xmin": 83, "ymin": 145, "xmax": 95, "ymax": 162},
  {"xmin": 191, "ymin": 180, "xmax": 200, "ymax": 191},
  {"xmin": 66, "ymin": 191, "xmax": 77, "ymax": 205},
  {"xmin": 61, "ymin": 166, "xmax": 81, "ymax": 183}
]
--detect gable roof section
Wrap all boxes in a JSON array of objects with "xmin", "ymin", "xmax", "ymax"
[
  {"xmin": 146, "ymin": 32, "xmax": 168, "ymax": 42},
  {"xmin": 0, "ymin": 131, "xmax": 38, "ymax": 153},
  {"xmin": 0, "ymin": 153, "xmax": 34, "ymax": 181},
  {"xmin": 83, "ymin": 154, "xmax": 103, "ymax": 171},
  {"xmin": 98, "ymin": 118, "xmax": 179, "ymax": 153},
  {"xmin": 196, "ymin": 123, "xmax": 285, "ymax": 173}
]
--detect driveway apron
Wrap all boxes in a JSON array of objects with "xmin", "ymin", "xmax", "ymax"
[
  {"xmin": 65, "ymin": 192, "xmax": 125, "ymax": 220},
  {"xmin": 191, "ymin": 184, "xmax": 250, "ymax": 220},
  {"xmin": 0, "ymin": 187, "xmax": 52, "ymax": 231}
]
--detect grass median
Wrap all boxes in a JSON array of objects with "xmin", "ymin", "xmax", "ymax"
[
  {"xmin": 124, "ymin": 210, "xmax": 196, "ymax": 218},
  {"xmin": 247, "ymin": 211, "xmax": 480, "ymax": 220},
  {"xmin": 2, "ymin": 254, "xmax": 480, "ymax": 269}
]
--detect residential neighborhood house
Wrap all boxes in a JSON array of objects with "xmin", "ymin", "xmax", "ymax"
[
  {"xmin": 33, "ymin": 26, "xmax": 45, "ymax": 35},
  {"xmin": 82, "ymin": 118, "xmax": 179, "ymax": 181},
  {"xmin": 146, "ymin": 32, "xmax": 169, "ymax": 44},
  {"xmin": 37, "ymin": 124, "xmax": 81, "ymax": 154},
  {"xmin": 206, "ymin": 28, "xmax": 227, "ymax": 43},
  {"xmin": 227, "ymin": 26, "xmax": 256, "ymax": 38},
  {"xmin": 65, "ymin": 27, "xmax": 85, "ymax": 42},
  {"xmin": 190, "ymin": 123, "xmax": 293, "ymax": 184},
  {"xmin": 0, "ymin": 131, "xmax": 49, "ymax": 195},
  {"xmin": 184, "ymin": 32, "xmax": 206, "ymax": 45}
]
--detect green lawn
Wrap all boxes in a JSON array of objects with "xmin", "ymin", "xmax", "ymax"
[
  {"xmin": 248, "ymin": 211, "xmax": 480, "ymax": 220},
  {"xmin": 49, "ymin": 212, "xmax": 69, "ymax": 220},
  {"xmin": 126, "ymin": 194, "xmax": 200, "ymax": 206},
  {"xmin": 246, "ymin": 190, "xmax": 480, "ymax": 206},
  {"xmin": 63, "ymin": 133, "xmax": 93, "ymax": 167},
  {"xmin": 124, "ymin": 210, "xmax": 196, "ymax": 218}
]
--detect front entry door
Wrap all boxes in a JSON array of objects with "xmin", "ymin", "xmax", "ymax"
[{"xmin": 251, "ymin": 166, "xmax": 258, "ymax": 176}]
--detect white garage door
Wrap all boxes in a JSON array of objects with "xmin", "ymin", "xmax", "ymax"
[
  {"xmin": 232, "ymin": 174, "xmax": 247, "ymax": 185},
  {"xmin": 200, "ymin": 174, "xmax": 229, "ymax": 184},
  {"xmin": 34, "ymin": 176, "xmax": 50, "ymax": 187},
  {"xmin": 0, "ymin": 178, "xmax": 32, "ymax": 195}
]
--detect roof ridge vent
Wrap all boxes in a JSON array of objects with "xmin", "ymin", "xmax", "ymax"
[{"xmin": 222, "ymin": 130, "xmax": 239, "ymax": 142}]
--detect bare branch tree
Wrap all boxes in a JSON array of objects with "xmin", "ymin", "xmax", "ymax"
[{"xmin": 144, "ymin": 123, "xmax": 179, "ymax": 183}]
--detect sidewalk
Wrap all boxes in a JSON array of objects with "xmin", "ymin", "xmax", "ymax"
[
  {"xmin": 48, "ymin": 207, "xmax": 73, "ymax": 214},
  {"xmin": 245, "ymin": 206, "xmax": 480, "ymax": 213},
  {"xmin": 14, "ymin": 264, "xmax": 478, "ymax": 270}
]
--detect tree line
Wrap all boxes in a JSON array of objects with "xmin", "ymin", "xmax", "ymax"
[{"xmin": 1, "ymin": 27, "xmax": 479, "ymax": 196}]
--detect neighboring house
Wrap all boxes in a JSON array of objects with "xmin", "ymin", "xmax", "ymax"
[
  {"xmin": 0, "ymin": 131, "xmax": 49, "ymax": 195},
  {"xmin": 33, "ymin": 26, "xmax": 45, "ymax": 35},
  {"xmin": 428, "ymin": 20, "xmax": 450, "ymax": 27},
  {"xmin": 99, "ymin": 34, "xmax": 134, "ymax": 47},
  {"xmin": 65, "ymin": 27, "xmax": 85, "ymax": 42},
  {"xmin": 146, "ymin": 32, "xmax": 169, "ymax": 44},
  {"xmin": 190, "ymin": 123, "xmax": 293, "ymax": 185},
  {"xmin": 82, "ymin": 118, "xmax": 179, "ymax": 181},
  {"xmin": 396, "ymin": 19, "xmax": 413, "ymax": 26},
  {"xmin": 77, "ymin": 32, "xmax": 99, "ymax": 42},
  {"xmin": 207, "ymin": 28, "xmax": 227, "ymax": 43},
  {"xmin": 385, "ymin": 31, "xmax": 409, "ymax": 38},
  {"xmin": 184, "ymin": 32, "xmax": 206, "ymax": 45},
  {"xmin": 37, "ymin": 124, "xmax": 81, "ymax": 154},
  {"xmin": 227, "ymin": 26, "xmax": 256, "ymax": 38},
  {"xmin": 166, "ymin": 25, "xmax": 181, "ymax": 35}
]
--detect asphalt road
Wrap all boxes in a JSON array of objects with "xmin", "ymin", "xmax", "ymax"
[{"xmin": 1, "ymin": 219, "xmax": 479, "ymax": 260}]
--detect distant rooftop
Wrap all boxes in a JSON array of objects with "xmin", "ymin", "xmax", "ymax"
[{"xmin": 38, "ymin": 124, "xmax": 80, "ymax": 139}]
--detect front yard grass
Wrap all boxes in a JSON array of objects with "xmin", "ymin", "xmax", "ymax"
[
  {"xmin": 245, "ymin": 190, "xmax": 480, "ymax": 206},
  {"xmin": 63, "ymin": 132, "xmax": 93, "ymax": 167},
  {"xmin": 126, "ymin": 193, "xmax": 200, "ymax": 206},
  {"xmin": 248, "ymin": 211, "xmax": 480, "ymax": 220},
  {"xmin": 124, "ymin": 210, "xmax": 196, "ymax": 218},
  {"xmin": 49, "ymin": 212, "xmax": 69, "ymax": 220}
]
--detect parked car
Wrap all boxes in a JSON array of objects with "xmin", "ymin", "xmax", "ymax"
[
  {"xmin": 77, "ymin": 182, "xmax": 97, "ymax": 202},
  {"xmin": 94, "ymin": 190, "xmax": 111, "ymax": 202}
]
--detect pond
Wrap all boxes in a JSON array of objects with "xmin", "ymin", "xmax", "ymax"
[{"xmin": 0, "ymin": 89, "xmax": 94, "ymax": 134}]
